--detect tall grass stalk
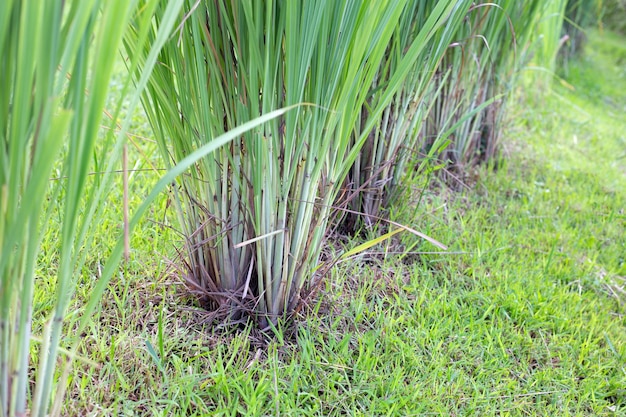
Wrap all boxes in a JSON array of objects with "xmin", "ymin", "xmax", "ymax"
[
  {"xmin": 0, "ymin": 1, "xmax": 186, "ymax": 415},
  {"xmin": 129, "ymin": 0, "xmax": 463, "ymax": 327}
]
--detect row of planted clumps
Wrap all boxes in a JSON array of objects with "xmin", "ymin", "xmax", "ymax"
[
  {"xmin": 125, "ymin": 0, "xmax": 580, "ymax": 328},
  {"xmin": 0, "ymin": 0, "xmax": 599, "ymax": 415}
]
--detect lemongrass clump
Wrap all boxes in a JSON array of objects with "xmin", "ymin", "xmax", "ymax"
[
  {"xmin": 130, "ymin": 0, "xmax": 464, "ymax": 328},
  {"xmin": 341, "ymin": 1, "xmax": 473, "ymax": 233},
  {"xmin": 419, "ymin": 1, "xmax": 544, "ymax": 180}
]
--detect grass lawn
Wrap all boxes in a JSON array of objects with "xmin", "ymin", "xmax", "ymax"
[{"xmin": 39, "ymin": 29, "xmax": 625, "ymax": 416}]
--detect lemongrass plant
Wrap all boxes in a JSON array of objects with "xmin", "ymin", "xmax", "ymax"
[
  {"xmin": 0, "ymin": 1, "xmax": 187, "ymax": 415},
  {"xmin": 342, "ymin": 1, "xmax": 473, "ymax": 232},
  {"xmin": 127, "ymin": 0, "xmax": 463, "ymax": 328},
  {"xmin": 419, "ymin": 0, "xmax": 544, "ymax": 179}
]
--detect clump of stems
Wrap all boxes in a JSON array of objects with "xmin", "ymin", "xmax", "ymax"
[
  {"xmin": 131, "ymin": 0, "xmax": 465, "ymax": 327},
  {"xmin": 420, "ymin": 1, "xmax": 544, "ymax": 179},
  {"xmin": 342, "ymin": 1, "xmax": 472, "ymax": 232}
]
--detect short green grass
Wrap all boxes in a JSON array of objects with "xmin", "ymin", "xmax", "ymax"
[{"xmin": 37, "ymin": 29, "xmax": 626, "ymax": 416}]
